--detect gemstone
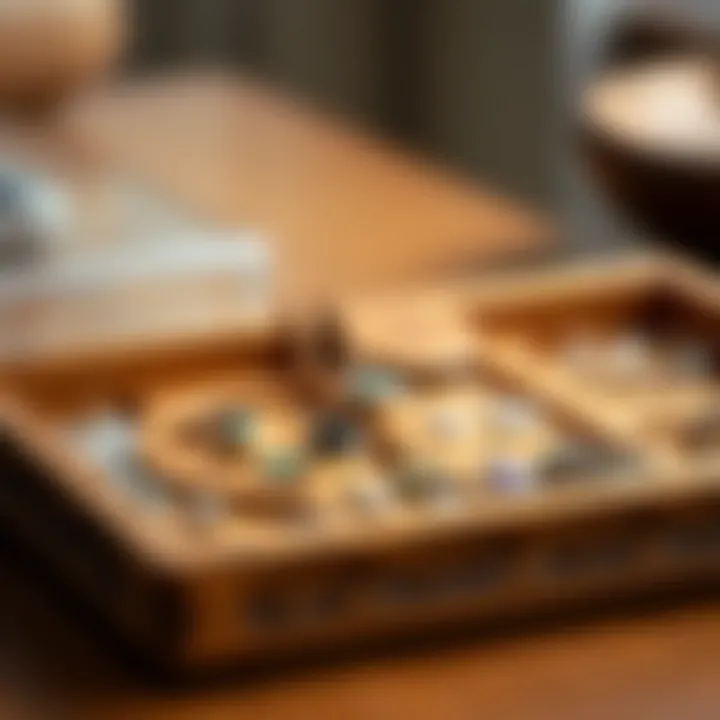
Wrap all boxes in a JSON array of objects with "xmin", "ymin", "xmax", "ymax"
[
  {"xmin": 485, "ymin": 456, "xmax": 537, "ymax": 494},
  {"xmin": 213, "ymin": 407, "xmax": 254, "ymax": 454},
  {"xmin": 346, "ymin": 366, "xmax": 403, "ymax": 405},
  {"xmin": 311, "ymin": 412, "xmax": 362, "ymax": 455},
  {"xmin": 263, "ymin": 449, "xmax": 306, "ymax": 485}
]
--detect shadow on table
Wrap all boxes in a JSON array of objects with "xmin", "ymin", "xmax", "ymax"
[{"xmin": 0, "ymin": 523, "xmax": 719, "ymax": 718}]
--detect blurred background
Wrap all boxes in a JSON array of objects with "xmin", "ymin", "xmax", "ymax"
[
  {"xmin": 127, "ymin": 0, "xmax": 557, "ymax": 208},
  {"xmin": 123, "ymin": 0, "xmax": 589, "ymax": 243},
  {"xmin": 3, "ymin": 0, "xmax": 718, "ymax": 261},
  {"xmin": 117, "ymin": 0, "xmax": 718, "ymax": 254}
]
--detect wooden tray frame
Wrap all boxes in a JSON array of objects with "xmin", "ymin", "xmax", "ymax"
[{"xmin": 1, "ymin": 253, "xmax": 719, "ymax": 673}]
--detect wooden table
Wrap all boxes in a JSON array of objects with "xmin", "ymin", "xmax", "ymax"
[
  {"xmin": 63, "ymin": 73, "xmax": 550, "ymax": 305},
  {"xmin": 2, "ymin": 75, "xmax": 720, "ymax": 720}
]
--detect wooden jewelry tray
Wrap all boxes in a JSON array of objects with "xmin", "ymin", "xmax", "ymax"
[{"xmin": 0, "ymin": 253, "xmax": 718, "ymax": 673}]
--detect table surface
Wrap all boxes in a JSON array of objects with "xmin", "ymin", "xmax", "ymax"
[
  {"xmin": 64, "ymin": 72, "xmax": 549, "ymax": 305},
  {"xmin": 2, "ymin": 74, "xmax": 720, "ymax": 720}
]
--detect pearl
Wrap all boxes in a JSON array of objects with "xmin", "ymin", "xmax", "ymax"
[{"xmin": 485, "ymin": 456, "xmax": 537, "ymax": 494}]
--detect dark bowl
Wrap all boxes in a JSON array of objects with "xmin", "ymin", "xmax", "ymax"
[{"xmin": 580, "ymin": 58, "xmax": 720, "ymax": 265}]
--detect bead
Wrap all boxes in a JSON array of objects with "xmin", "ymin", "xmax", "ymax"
[
  {"xmin": 346, "ymin": 366, "xmax": 403, "ymax": 405},
  {"xmin": 213, "ymin": 407, "xmax": 255, "ymax": 454},
  {"xmin": 262, "ymin": 449, "xmax": 306, "ymax": 485},
  {"xmin": 311, "ymin": 412, "xmax": 362, "ymax": 455},
  {"xmin": 485, "ymin": 456, "xmax": 537, "ymax": 494}
]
